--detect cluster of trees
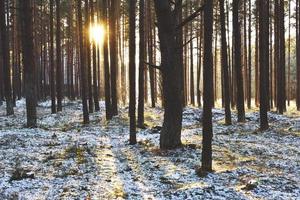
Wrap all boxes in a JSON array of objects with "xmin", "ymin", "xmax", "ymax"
[{"xmin": 0, "ymin": 0, "xmax": 299, "ymax": 172}]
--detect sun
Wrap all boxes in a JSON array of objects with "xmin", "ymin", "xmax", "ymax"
[{"xmin": 89, "ymin": 24, "xmax": 105, "ymax": 45}]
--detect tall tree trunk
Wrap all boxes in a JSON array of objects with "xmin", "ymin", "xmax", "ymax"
[
  {"xmin": 287, "ymin": 0, "xmax": 291, "ymax": 106},
  {"xmin": 201, "ymin": 0, "xmax": 213, "ymax": 173},
  {"xmin": 269, "ymin": 3, "xmax": 273, "ymax": 109},
  {"xmin": 259, "ymin": 0, "xmax": 269, "ymax": 130},
  {"xmin": 85, "ymin": 0, "xmax": 94, "ymax": 113},
  {"xmin": 154, "ymin": 0, "xmax": 183, "ymax": 149},
  {"xmin": 103, "ymin": 0, "xmax": 112, "ymax": 120},
  {"xmin": 19, "ymin": 0, "xmax": 37, "ymax": 127},
  {"xmin": 275, "ymin": 0, "xmax": 286, "ymax": 114},
  {"xmin": 129, "ymin": 0, "xmax": 137, "ymax": 145},
  {"xmin": 91, "ymin": 0, "xmax": 100, "ymax": 111},
  {"xmin": 243, "ymin": 0, "xmax": 248, "ymax": 106},
  {"xmin": 49, "ymin": 0, "xmax": 56, "ymax": 113},
  {"xmin": 247, "ymin": 0, "xmax": 252, "ymax": 109},
  {"xmin": 190, "ymin": 19, "xmax": 195, "ymax": 106},
  {"xmin": 0, "ymin": 31, "xmax": 3, "ymax": 106},
  {"xmin": 56, "ymin": 0, "xmax": 62, "ymax": 112},
  {"xmin": 77, "ymin": 0, "xmax": 89, "ymax": 124},
  {"xmin": 220, "ymin": 0, "xmax": 232, "ymax": 125},
  {"xmin": 213, "ymin": 10, "xmax": 218, "ymax": 107},
  {"xmin": 297, "ymin": 0, "xmax": 300, "ymax": 110},
  {"xmin": 255, "ymin": 0, "xmax": 259, "ymax": 107},
  {"xmin": 197, "ymin": 13, "xmax": 203, "ymax": 108},
  {"xmin": 138, "ymin": 0, "xmax": 145, "ymax": 128},
  {"xmin": 121, "ymin": 9, "xmax": 127, "ymax": 105},
  {"xmin": 148, "ymin": 2, "xmax": 156, "ymax": 108},
  {"xmin": 109, "ymin": 0, "xmax": 119, "ymax": 116},
  {"xmin": 233, "ymin": 0, "xmax": 245, "ymax": 122},
  {"xmin": 0, "ymin": 0, "xmax": 14, "ymax": 115}
]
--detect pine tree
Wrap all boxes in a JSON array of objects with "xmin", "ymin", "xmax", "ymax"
[
  {"xmin": 103, "ymin": 0, "xmax": 112, "ymax": 120},
  {"xmin": 0, "ymin": 0, "xmax": 14, "ymax": 115},
  {"xmin": 233, "ymin": 0, "xmax": 245, "ymax": 122},
  {"xmin": 154, "ymin": 0, "xmax": 183, "ymax": 149},
  {"xmin": 201, "ymin": 0, "xmax": 214, "ymax": 173},
  {"xmin": 109, "ymin": 0, "xmax": 119, "ymax": 116},
  {"xmin": 296, "ymin": 0, "xmax": 300, "ymax": 110},
  {"xmin": 219, "ymin": 0, "xmax": 231, "ymax": 125},
  {"xmin": 129, "ymin": 0, "xmax": 137, "ymax": 145},
  {"xmin": 259, "ymin": 0, "xmax": 269, "ymax": 130},
  {"xmin": 56, "ymin": 0, "xmax": 62, "ymax": 112},
  {"xmin": 77, "ymin": 0, "xmax": 89, "ymax": 124},
  {"xmin": 49, "ymin": 0, "xmax": 56, "ymax": 114},
  {"xmin": 19, "ymin": 0, "xmax": 37, "ymax": 128},
  {"xmin": 138, "ymin": 0, "xmax": 145, "ymax": 128}
]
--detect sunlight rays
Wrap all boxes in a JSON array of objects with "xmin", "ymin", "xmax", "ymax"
[{"xmin": 89, "ymin": 23, "xmax": 105, "ymax": 45}]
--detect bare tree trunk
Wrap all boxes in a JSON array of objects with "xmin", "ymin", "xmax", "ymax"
[
  {"xmin": 90, "ymin": 0, "xmax": 100, "ymax": 111},
  {"xmin": 110, "ymin": 0, "xmax": 119, "ymax": 116},
  {"xmin": 255, "ymin": 0, "xmax": 259, "ymax": 107},
  {"xmin": 77, "ymin": 0, "xmax": 89, "ymax": 124},
  {"xmin": 275, "ymin": 0, "xmax": 286, "ymax": 114},
  {"xmin": 247, "ymin": 0, "xmax": 252, "ymax": 109},
  {"xmin": 0, "ymin": 31, "xmax": 3, "ymax": 106},
  {"xmin": 0, "ymin": 0, "xmax": 14, "ymax": 115},
  {"xmin": 19, "ymin": 0, "xmax": 37, "ymax": 127},
  {"xmin": 154, "ymin": 0, "xmax": 183, "ymax": 149},
  {"xmin": 129, "ymin": 0, "xmax": 137, "ymax": 145},
  {"xmin": 259, "ymin": 0, "xmax": 269, "ymax": 130},
  {"xmin": 243, "ymin": 0, "xmax": 248, "ymax": 106},
  {"xmin": 269, "ymin": 2, "xmax": 274, "ymax": 109},
  {"xmin": 49, "ymin": 0, "xmax": 56, "ymax": 113},
  {"xmin": 287, "ymin": 0, "xmax": 291, "ymax": 106},
  {"xmin": 233, "ymin": 0, "xmax": 245, "ymax": 122},
  {"xmin": 148, "ymin": 2, "xmax": 155, "ymax": 108},
  {"xmin": 56, "ymin": 0, "xmax": 62, "ymax": 112},
  {"xmin": 197, "ymin": 12, "xmax": 203, "ymax": 108},
  {"xmin": 84, "ymin": 0, "xmax": 93, "ymax": 113},
  {"xmin": 220, "ymin": 0, "xmax": 232, "ymax": 125},
  {"xmin": 103, "ymin": 0, "xmax": 112, "ymax": 120},
  {"xmin": 201, "ymin": 0, "xmax": 213, "ymax": 173},
  {"xmin": 190, "ymin": 18, "xmax": 195, "ymax": 106},
  {"xmin": 138, "ymin": 0, "xmax": 145, "ymax": 128},
  {"xmin": 297, "ymin": 0, "xmax": 300, "ymax": 110}
]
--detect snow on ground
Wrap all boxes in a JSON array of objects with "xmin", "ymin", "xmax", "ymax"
[{"xmin": 0, "ymin": 99, "xmax": 299, "ymax": 200}]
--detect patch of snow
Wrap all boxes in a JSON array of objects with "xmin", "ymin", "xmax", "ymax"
[{"xmin": 0, "ymin": 99, "xmax": 299, "ymax": 199}]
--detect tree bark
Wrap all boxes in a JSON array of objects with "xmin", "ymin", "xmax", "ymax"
[
  {"xmin": 129, "ymin": 0, "xmax": 137, "ymax": 145},
  {"xmin": 201, "ymin": 0, "xmax": 214, "ymax": 172},
  {"xmin": 109, "ymin": 0, "xmax": 119, "ymax": 116},
  {"xmin": 77, "ymin": 0, "xmax": 89, "ymax": 124},
  {"xmin": 49, "ymin": 0, "xmax": 56, "ymax": 113},
  {"xmin": 220, "ymin": 0, "xmax": 232, "ymax": 125},
  {"xmin": 248, "ymin": 0, "xmax": 252, "ymax": 109},
  {"xmin": 56, "ymin": 0, "xmax": 62, "ymax": 112},
  {"xmin": 90, "ymin": 0, "xmax": 100, "ymax": 111},
  {"xmin": 103, "ymin": 0, "xmax": 112, "ymax": 120},
  {"xmin": 296, "ymin": 0, "xmax": 300, "ymax": 110},
  {"xmin": 0, "ymin": 0, "xmax": 14, "ymax": 115},
  {"xmin": 19, "ymin": 0, "xmax": 37, "ymax": 127},
  {"xmin": 259, "ymin": 0, "xmax": 269, "ymax": 130},
  {"xmin": 233, "ymin": 0, "xmax": 245, "ymax": 122},
  {"xmin": 154, "ymin": 0, "xmax": 183, "ymax": 149},
  {"xmin": 138, "ymin": 0, "xmax": 145, "ymax": 128}
]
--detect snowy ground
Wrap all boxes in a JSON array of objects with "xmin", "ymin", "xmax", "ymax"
[{"xmin": 0, "ymin": 99, "xmax": 299, "ymax": 200}]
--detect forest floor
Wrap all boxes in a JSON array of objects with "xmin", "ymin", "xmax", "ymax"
[{"xmin": 0, "ymin": 99, "xmax": 299, "ymax": 200}]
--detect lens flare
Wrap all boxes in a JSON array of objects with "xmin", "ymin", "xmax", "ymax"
[{"xmin": 89, "ymin": 24, "xmax": 105, "ymax": 45}]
